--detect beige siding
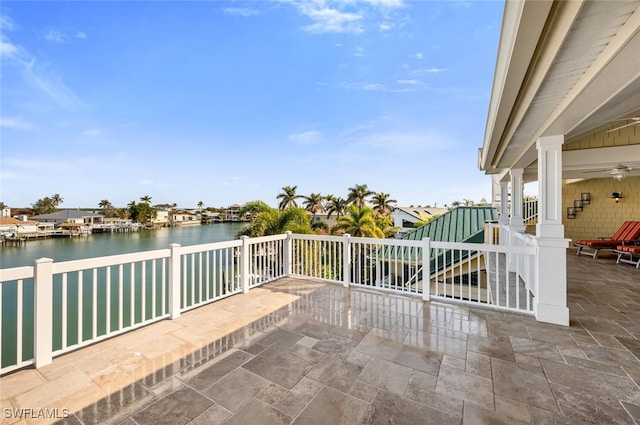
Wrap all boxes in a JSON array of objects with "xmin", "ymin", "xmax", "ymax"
[
  {"xmin": 563, "ymin": 176, "xmax": 640, "ymax": 242},
  {"xmin": 564, "ymin": 121, "xmax": 640, "ymax": 151}
]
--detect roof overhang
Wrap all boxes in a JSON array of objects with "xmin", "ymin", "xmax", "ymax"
[{"xmin": 480, "ymin": 0, "xmax": 640, "ymax": 178}]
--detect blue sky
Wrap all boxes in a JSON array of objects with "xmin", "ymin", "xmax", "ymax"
[{"xmin": 1, "ymin": 0, "xmax": 503, "ymax": 210}]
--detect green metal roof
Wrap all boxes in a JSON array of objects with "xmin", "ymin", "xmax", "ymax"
[
  {"xmin": 403, "ymin": 206, "xmax": 498, "ymax": 244},
  {"xmin": 378, "ymin": 207, "xmax": 498, "ymax": 277}
]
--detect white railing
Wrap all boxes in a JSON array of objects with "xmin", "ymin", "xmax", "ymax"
[
  {"xmin": 523, "ymin": 198, "xmax": 538, "ymax": 223},
  {"xmin": 289, "ymin": 234, "xmax": 536, "ymax": 310},
  {"xmin": 0, "ymin": 232, "xmax": 536, "ymax": 375}
]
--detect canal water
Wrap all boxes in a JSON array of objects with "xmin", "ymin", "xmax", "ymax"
[
  {"xmin": 0, "ymin": 223, "xmax": 246, "ymax": 269},
  {"xmin": 0, "ymin": 223, "xmax": 246, "ymax": 369}
]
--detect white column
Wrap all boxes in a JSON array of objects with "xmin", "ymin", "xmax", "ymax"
[
  {"xmin": 536, "ymin": 136, "xmax": 565, "ymax": 238},
  {"xmin": 534, "ymin": 135, "xmax": 569, "ymax": 326},
  {"xmin": 509, "ymin": 168, "xmax": 525, "ymax": 232}
]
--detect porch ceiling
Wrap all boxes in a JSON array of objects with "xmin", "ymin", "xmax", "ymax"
[{"xmin": 481, "ymin": 0, "xmax": 640, "ymax": 177}]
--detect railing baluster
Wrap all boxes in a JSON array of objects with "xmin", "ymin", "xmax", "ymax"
[
  {"xmin": 141, "ymin": 263, "xmax": 146, "ymax": 323},
  {"xmin": 118, "ymin": 264, "xmax": 123, "ymax": 331},
  {"xmin": 62, "ymin": 273, "xmax": 68, "ymax": 349},
  {"xmin": 16, "ymin": 279, "xmax": 23, "ymax": 363},
  {"xmin": 151, "ymin": 259, "xmax": 156, "ymax": 319},
  {"xmin": 92, "ymin": 268, "xmax": 98, "ymax": 339},
  {"xmin": 129, "ymin": 263, "xmax": 134, "ymax": 326},
  {"xmin": 106, "ymin": 266, "xmax": 111, "ymax": 334},
  {"xmin": 78, "ymin": 271, "xmax": 83, "ymax": 343}
]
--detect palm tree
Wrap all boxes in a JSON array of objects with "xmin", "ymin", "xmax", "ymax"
[
  {"xmin": 347, "ymin": 184, "xmax": 374, "ymax": 208},
  {"xmin": 239, "ymin": 200, "xmax": 272, "ymax": 217},
  {"xmin": 98, "ymin": 199, "xmax": 112, "ymax": 209},
  {"xmin": 302, "ymin": 193, "xmax": 325, "ymax": 221},
  {"xmin": 450, "ymin": 200, "xmax": 461, "ymax": 208},
  {"xmin": 463, "ymin": 198, "xmax": 474, "ymax": 206},
  {"xmin": 98, "ymin": 199, "xmax": 113, "ymax": 218},
  {"xmin": 0, "ymin": 202, "xmax": 7, "ymax": 210},
  {"xmin": 335, "ymin": 205, "xmax": 384, "ymax": 238},
  {"xmin": 140, "ymin": 195, "xmax": 152, "ymax": 204},
  {"xmin": 51, "ymin": 193, "xmax": 63, "ymax": 207},
  {"xmin": 371, "ymin": 192, "xmax": 397, "ymax": 215},
  {"xmin": 326, "ymin": 196, "xmax": 348, "ymax": 219},
  {"xmin": 277, "ymin": 185, "xmax": 301, "ymax": 210},
  {"xmin": 238, "ymin": 206, "xmax": 313, "ymax": 237}
]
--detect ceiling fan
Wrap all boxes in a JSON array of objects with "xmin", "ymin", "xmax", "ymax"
[
  {"xmin": 583, "ymin": 164, "xmax": 634, "ymax": 180},
  {"xmin": 606, "ymin": 117, "xmax": 640, "ymax": 133}
]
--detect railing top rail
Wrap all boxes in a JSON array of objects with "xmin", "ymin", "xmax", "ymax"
[
  {"xmin": 179, "ymin": 239, "xmax": 242, "ymax": 255},
  {"xmin": 0, "ymin": 266, "xmax": 35, "ymax": 282},
  {"xmin": 290, "ymin": 233, "xmax": 343, "ymax": 243},
  {"xmin": 431, "ymin": 240, "xmax": 536, "ymax": 255},
  {"xmin": 249, "ymin": 234, "xmax": 288, "ymax": 243},
  {"xmin": 350, "ymin": 236, "xmax": 421, "ymax": 247},
  {"xmin": 53, "ymin": 248, "xmax": 171, "ymax": 274}
]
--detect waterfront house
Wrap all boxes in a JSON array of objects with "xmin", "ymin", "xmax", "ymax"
[
  {"xmin": 392, "ymin": 206, "xmax": 448, "ymax": 230},
  {"xmin": 30, "ymin": 209, "xmax": 104, "ymax": 227},
  {"xmin": 225, "ymin": 204, "xmax": 243, "ymax": 221},
  {"xmin": 0, "ymin": 217, "xmax": 39, "ymax": 235},
  {"xmin": 152, "ymin": 208, "xmax": 170, "ymax": 227},
  {"xmin": 170, "ymin": 211, "xmax": 201, "ymax": 226}
]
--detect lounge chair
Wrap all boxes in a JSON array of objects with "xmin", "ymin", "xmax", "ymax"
[
  {"xmin": 574, "ymin": 221, "xmax": 640, "ymax": 259},
  {"xmin": 614, "ymin": 244, "xmax": 640, "ymax": 269}
]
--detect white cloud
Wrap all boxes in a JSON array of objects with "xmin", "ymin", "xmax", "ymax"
[
  {"xmin": 0, "ymin": 15, "xmax": 17, "ymax": 32},
  {"xmin": 0, "ymin": 171, "xmax": 17, "ymax": 180},
  {"xmin": 289, "ymin": 0, "xmax": 404, "ymax": 35},
  {"xmin": 301, "ymin": 6, "xmax": 363, "ymax": 34},
  {"xmin": 0, "ymin": 117, "xmax": 34, "ymax": 130},
  {"xmin": 221, "ymin": 7, "xmax": 260, "ymax": 17},
  {"xmin": 410, "ymin": 67, "xmax": 448, "ymax": 75},
  {"xmin": 24, "ymin": 59, "xmax": 84, "ymax": 108},
  {"xmin": 362, "ymin": 0, "xmax": 404, "ymax": 7},
  {"xmin": 44, "ymin": 30, "xmax": 68, "ymax": 43},
  {"xmin": 82, "ymin": 128, "xmax": 103, "ymax": 137},
  {"xmin": 353, "ymin": 46, "xmax": 364, "ymax": 57},
  {"xmin": 396, "ymin": 79, "xmax": 421, "ymax": 85},
  {"xmin": 410, "ymin": 52, "xmax": 424, "ymax": 60},
  {"xmin": 288, "ymin": 130, "xmax": 324, "ymax": 145},
  {"xmin": 75, "ymin": 31, "xmax": 87, "ymax": 39},
  {"xmin": 0, "ymin": 40, "xmax": 18, "ymax": 58}
]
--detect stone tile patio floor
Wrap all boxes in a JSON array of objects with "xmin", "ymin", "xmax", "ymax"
[{"xmin": 2, "ymin": 251, "xmax": 640, "ymax": 425}]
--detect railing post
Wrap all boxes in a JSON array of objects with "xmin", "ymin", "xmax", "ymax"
[
  {"xmin": 169, "ymin": 243, "xmax": 181, "ymax": 319},
  {"xmin": 422, "ymin": 239, "xmax": 430, "ymax": 301},
  {"xmin": 342, "ymin": 233, "xmax": 350, "ymax": 288},
  {"xmin": 240, "ymin": 236, "xmax": 250, "ymax": 294},
  {"xmin": 34, "ymin": 257, "xmax": 54, "ymax": 368},
  {"xmin": 284, "ymin": 231, "xmax": 292, "ymax": 276}
]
